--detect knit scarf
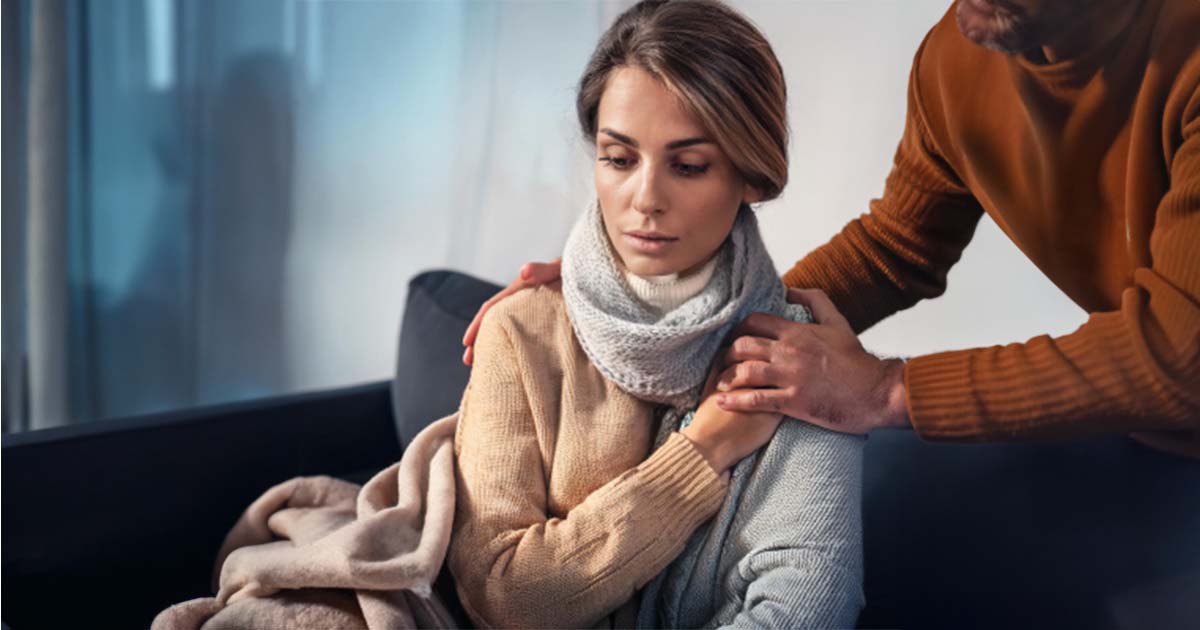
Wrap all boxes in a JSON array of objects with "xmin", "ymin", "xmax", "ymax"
[{"xmin": 561, "ymin": 199, "xmax": 811, "ymax": 410}]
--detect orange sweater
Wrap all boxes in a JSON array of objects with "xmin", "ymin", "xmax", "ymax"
[{"xmin": 783, "ymin": 0, "xmax": 1199, "ymax": 441}]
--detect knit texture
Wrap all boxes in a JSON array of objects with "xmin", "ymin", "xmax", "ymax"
[
  {"xmin": 562, "ymin": 200, "xmax": 810, "ymax": 409},
  {"xmin": 623, "ymin": 255, "xmax": 719, "ymax": 315},
  {"xmin": 633, "ymin": 324, "xmax": 867, "ymax": 629},
  {"xmin": 638, "ymin": 419, "xmax": 865, "ymax": 629},
  {"xmin": 448, "ymin": 286, "xmax": 727, "ymax": 629},
  {"xmin": 783, "ymin": 0, "xmax": 1200, "ymax": 442},
  {"xmin": 450, "ymin": 199, "xmax": 866, "ymax": 628}
]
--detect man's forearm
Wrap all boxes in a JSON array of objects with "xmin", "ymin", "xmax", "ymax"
[{"xmin": 902, "ymin": 308, "xmax": 1199, "ymax": 442}]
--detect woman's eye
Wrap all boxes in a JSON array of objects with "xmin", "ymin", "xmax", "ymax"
[
  {"xmin": 674, "ymin": 162, "xmax": 710, "ymax": 176},
  {"xmin": 599, "ymin": 156, "xmax": 634, "ymax": 169}
]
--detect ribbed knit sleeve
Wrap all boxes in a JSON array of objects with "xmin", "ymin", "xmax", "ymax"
[
  {"xmin": 448, "ymin": 302, "xmax": 727, "ymax": 629},
  {"xmin": 785, "ymin": 28, "xmax": 1200, "ymax": 442},
  {"xmin": 905, "ymin": 81, "xmax": 1200, "ymax": 441},
  {"xmin": 781, "ymin": 38, "xmax": 985, "ymax": 334}
]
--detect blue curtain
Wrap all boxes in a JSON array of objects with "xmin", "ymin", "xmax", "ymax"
[{"xmin": 4, "ymin": 0, "xmax": 611, "ymax": 431}]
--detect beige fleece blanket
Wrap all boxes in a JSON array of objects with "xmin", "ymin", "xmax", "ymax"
[{"xmin": 152, "ymin": 413, "xmax": 459, "ymax": 630}]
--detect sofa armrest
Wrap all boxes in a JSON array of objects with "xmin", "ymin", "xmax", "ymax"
[{"xmin": 1, "ymin": 380, "xmax": 400, "ymax": 629}]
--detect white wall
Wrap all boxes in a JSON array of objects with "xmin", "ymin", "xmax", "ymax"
[
  {"xmin": 280, "ymin": 0, "xmax": 1086, "ymax": 397},
  {"xmin": 741, "ymin": 0, "xmax": 1087, "ymax": 358}
]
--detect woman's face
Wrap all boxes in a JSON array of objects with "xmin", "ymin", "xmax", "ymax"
[{"xmin": 594, "ymin": 66, "xmax": 759, "ymax": 277}]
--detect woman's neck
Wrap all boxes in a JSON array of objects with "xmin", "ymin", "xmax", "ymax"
[{"xmin": 623, "ymin": 256, "xmax": 719, "ymax": 315}]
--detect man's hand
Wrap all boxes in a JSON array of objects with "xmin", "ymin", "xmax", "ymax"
[
  {"xmin": 461, "ymin": 259, "xmax": 562, "ymax": 365},
  {"xmin": 681, "ymin": 359, "xmax": 784, "ymax": 474},
  {"xmin": 713, "ymin": 288, "xmax": 911, "ymax": 435}
]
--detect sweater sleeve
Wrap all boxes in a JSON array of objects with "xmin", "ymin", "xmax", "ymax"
[
  {"xmin": 447, "ymin": 310, "xmax": 727, "ymax": 629},
  {"xmin": 785, "ymin": 37, "xmax": 1200, "ymax": 441},
  {"xmin": 712, "ymin": 421, "xmax": 866, "ymax": 629},
  {"xmin": 904, "ymin": 83, "xmax": 1200, "ymax": 441},
  {"xmin": 781, "ymin": 36, "xmax": 986, "ymax": 334}
]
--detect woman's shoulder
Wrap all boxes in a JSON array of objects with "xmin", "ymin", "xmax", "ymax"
[
  {"xmin": 478, "ymin": 284, "xmax": 571, "ymax": 350},
  {"xmin": 731, "ymin": 419, "xmax": 864, "ymax": 491},
  {"xmin": 768, "ymin": 420, "xmax": 865, "ymax": 457}
]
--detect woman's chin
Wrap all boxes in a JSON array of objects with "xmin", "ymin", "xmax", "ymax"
[{"xmin": 620, "ymin": 255, "xmax": 687, "ymax": 278}]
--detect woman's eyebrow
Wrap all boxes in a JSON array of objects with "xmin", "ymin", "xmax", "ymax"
[
  {"xmin": 665, "ymin": 137, "xmax": 711, "ymax": 150},
  {"xmin": 600, "ymin": 127, "xmax": 711, "ymax": 150},
  {"xmin": 600, "ymin": 128, "xmax": 639, "ymax": 147}
]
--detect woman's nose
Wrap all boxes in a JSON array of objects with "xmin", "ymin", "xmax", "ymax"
[{"xmin": 631, "ymin": 165, "xmax": 667, "ymax": 216}]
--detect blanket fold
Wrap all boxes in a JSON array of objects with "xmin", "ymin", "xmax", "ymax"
[{"xmin": 152, "ymin": 412, "xmax": 460, "ymax": 630}]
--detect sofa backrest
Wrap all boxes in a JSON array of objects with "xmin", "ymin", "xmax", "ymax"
[{"xmin": 392, "ymin": 270, "xmax": 502, "ymax": 449}]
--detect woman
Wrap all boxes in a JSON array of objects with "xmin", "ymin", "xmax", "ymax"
[{"xmin": 448, "ymin": 1, "xmax": 864, "ymax": 627}]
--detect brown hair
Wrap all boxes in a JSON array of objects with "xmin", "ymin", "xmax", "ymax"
[{"xmin": 576, "ymin": 0, "xmax": 789, "ymax": 202}]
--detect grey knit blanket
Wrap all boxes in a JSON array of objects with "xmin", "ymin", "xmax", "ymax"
[{"xmin": 638, "ymin": 417, "xmax": 866, "ymax": 629}]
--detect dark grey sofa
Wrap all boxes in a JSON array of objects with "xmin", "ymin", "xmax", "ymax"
[{"xmin": 3, "ymin": 269, "xmax": 1199, "ymax": 629}]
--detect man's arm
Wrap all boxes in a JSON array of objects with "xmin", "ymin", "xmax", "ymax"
[
  {"xmin": 722, "ymin": 50, "xmax": 1199, "ymax": 442},
  {"xmin": 901, "ymin": 86, "xmax": 1200, "ymax": 441},
  {"xmin": 782, "ymin": 40, "xmax": 985, "ymax": 334}
]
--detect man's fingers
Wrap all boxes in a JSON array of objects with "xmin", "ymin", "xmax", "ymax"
[
  {"xmin": 462, "ymin": 293, "xmax": 504, "ymax": 348},
  {"xmin": 786, "ymin": 288, "xmax": 851, "ymax": 330},
  {"xmin": 464, "ymin": 260, "xmax": 562, "ymax": 349},
  {"xmin": 461, "ymin": 286, "xmax": 520, "ymax": 365},
  {"xmin": 715, "ymin": 387, "xmax": 789, "ymax": 413},
  {"xmin": 729, "ymin": 335, "xmax": 773, "ymax": 362},
  {"xmin": 730, "ymin": 312, "xmax": 791, "ymax": 340},
  {"xmin": 717, "ymin": 335, "xmax": 773, "ymax": 368},
  {"xmin": 715, "ymin": 361, "xmax": 775, "ymax": 392},
  {"xmin": 461, "ymin": 309, "xmax": 486, "ymax": 355},
  {"xmin": 526, "ymin": 258, "xmax": 563, "ymax": 284},
  {"xmin": 462, "ymin": 260, "xmax": 564, "ymax": 366}
]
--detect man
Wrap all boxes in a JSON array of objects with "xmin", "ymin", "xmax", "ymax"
[{"xmin": 464, "ymin": 0, "xmax": 1199, "ymax": 454}]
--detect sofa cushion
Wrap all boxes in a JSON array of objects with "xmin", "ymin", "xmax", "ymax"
[{"xmin": 392, "ymin": 270, "xmax": 502, "ymax": 449}]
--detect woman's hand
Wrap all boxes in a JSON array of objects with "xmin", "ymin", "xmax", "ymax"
[
  {"xmin": 711, "ymin": 288, "xmax": 910, "ymax": 435},
  {"xmin": 461, "ymin": 259, "xmax": 563, "ymax": 365},
  {"xmin": 680, "ymin": 363, "xmax": 784, "ymax": 474}
]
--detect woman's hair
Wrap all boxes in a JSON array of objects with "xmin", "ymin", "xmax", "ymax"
[{"xmin": 576, "ymin": 0, "xmax": 789, "ymax": 202}]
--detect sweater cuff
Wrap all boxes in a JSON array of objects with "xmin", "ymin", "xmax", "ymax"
[
  {"xmin": 904, "ymin": 349, "xmax": 985, "ymax": 441},
  {"xmin": 904, "ymin": 312, "xmax": 1154, "ymax": 441},
  {"xmin": 624, "ymin": 432, "xmax": 728, "ymax": 534}
]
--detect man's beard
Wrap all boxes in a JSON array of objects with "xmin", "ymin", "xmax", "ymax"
[{"xmin": 955, "ymin": 0, "xmax": 1043, "ymax": 55}]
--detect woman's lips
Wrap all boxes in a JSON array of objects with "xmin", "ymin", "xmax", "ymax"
[{"xmin": 623, "ymin": 232, "xmax": 679, "ymax": 254}]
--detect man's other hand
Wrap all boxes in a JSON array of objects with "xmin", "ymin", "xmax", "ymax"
[
  {"xmin": 713, "ymin": 288, "xmax": 911, "ymax": 435},
  {"xmin": 461, "ymin": 259, "xmax": 563, "ymax": 365}
]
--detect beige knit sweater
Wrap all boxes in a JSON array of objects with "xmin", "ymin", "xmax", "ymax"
[{"xmin": 447, "ymin": 285, "xmax": 728, "ymax": 629}]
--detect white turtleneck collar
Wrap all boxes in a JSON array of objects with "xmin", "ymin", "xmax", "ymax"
[{"xmin": 622, "ymin": 255, "xmax": 719, "ymax": 315}]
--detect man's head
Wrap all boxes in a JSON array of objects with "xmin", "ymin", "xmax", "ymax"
[{"xmin": 954, "ymin": 0, "xmax": 1103, "ymax": 55}]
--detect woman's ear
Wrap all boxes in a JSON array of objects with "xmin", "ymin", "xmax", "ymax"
[{"xmin": 742, "ymin": 184, "xmax": 764, "ymax": 205}]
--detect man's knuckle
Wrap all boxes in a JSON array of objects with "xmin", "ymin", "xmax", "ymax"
[{"xmin": 755, "ymin": 362, "xmax": 771, "ymax": 379}]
